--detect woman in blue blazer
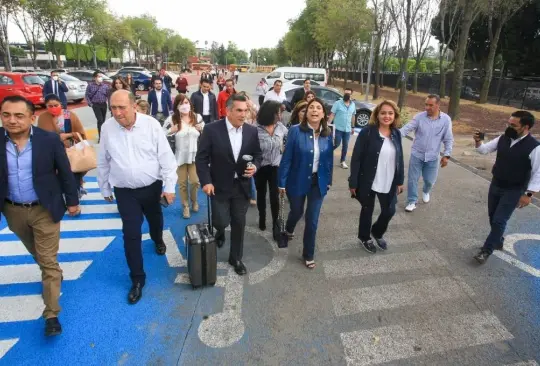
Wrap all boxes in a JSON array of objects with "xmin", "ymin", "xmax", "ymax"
[
  {"xmin": 349, "ymin": 100, "xmax": 404, "ymax": 254},
  {"xmin": 278, "ymin": 98, "xmax": 333, "ymax": 269}
]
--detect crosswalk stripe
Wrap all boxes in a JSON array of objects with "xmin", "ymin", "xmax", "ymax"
[
  {"xmin": 0, "ymin": 261, "xmax": 92, "ymax": 285},
  {"xmin": 0, "ymin": 294, "xmax": 49, "ymax": 322},
  {"xmin": 0, "ymin": 237, "xmax": 115, "ymax": 256},
  {"xmin": 331, "ymin": 277, "xmax": 475, "ymax": 316},
  {"xmin": 80, "ymin": 192, "xmax": 105, "ymax": 201},
  {"xmin": 0, "ymin": 339, "xmax": 18, "ymax": 359},
  {"xmin": 83, "ymin": 182, "xmax": 99, "ymax": 189},
  {"xmin": 323, "ymin": 250, "xmax": 447, "ymax": 279},
  {"xmin": 319, "ymin": 230, "xmax": 425, "ymax": 252},
  {"xmin": 74, "ymin": 205, "xmax": 118, "ymax": 214},
  {"xmin": 340, "ymin": 311, "xmax": 513, "ymax": 366},
  {"xmin": 0, "ymin": 218, "xmax": 122, "ymax": 234}
]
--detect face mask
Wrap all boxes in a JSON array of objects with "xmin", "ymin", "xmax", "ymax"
[
  {"xmin": 179, "ymin": 104, "xmax": 191, "ymax": 114},
  {"xmin": 96, "ymin": 77, "xmax": 103, "ymax": 83},
  {"xmin": 47, "ymin": 106, "xmax": 63, "ymax": 116},
  {"xmin": 52, "ymin": 76, "xmax": 59, "ymax": 81},
  {"xmin": 343, "ymin": 94, "xmax": 351, "ymax": 102},
  {"xmin": 504, "ymin": 126, "xmax": 519, "ymax": 139}
]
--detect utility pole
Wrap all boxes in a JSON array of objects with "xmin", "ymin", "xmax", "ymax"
[{"xmin": 365, "ymin": 32, "xmax": 377, "ymax": 102}]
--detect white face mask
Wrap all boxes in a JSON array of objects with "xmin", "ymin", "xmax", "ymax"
[
  {"xmin": 179, "ymin": 104, "xmax": 191, "ymax": 114},
  {"xmin": 52, "ymin": 75, "xmax": 59, "ymax": 81},
  {"xmin": 96, "ymin": 77, "xmax": 103, "ymax": 83}
]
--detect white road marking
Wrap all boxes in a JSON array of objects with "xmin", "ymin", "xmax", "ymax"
[
  {"xmin": 332, "ymin": 277, "xmax": 475, "ymax": 316},
  {"xmin": 0, "ymin": 294, "xmax": 64, "ymax": 322},
  {"xmin": 198, "ymin": 268, "xmax": 245, "ymax": 348},
  {"xmin": 142, "ymin": 230, "xmax": 186, "ymax": 267},
  {"xmin": 0, "ymin": 261, "xmax": 92, "ymax": 285},
  {"xmin": 74, "ymin": 204, "xmax": 118, "ymax": 214},
  {"xmin": 323, "ymin": 250, "xmax": 447, "ymax": 278},
  {"xmin": 80, "ymin": 192, "xmax": 105, "ymax": 201},
  {"xmin": 493, "ymin": 251, "xmax": 540, "ymax": 277},
  {"xmin": 499, "ymin": 233, "xmax": 540, "ymax": 257},
  {"xmin": 0, "ymin": 339, "xmax": 18, "ymax": 359},
  {"xmin": 246, "ymin": 226, "xmax": 288, "ymax": 285},
  {"xmin": 0, "ymin": 218, "xmax": 122, "ymax": 234},
  {"xmin": 83, "ymin": 182, "xmax": 99, "ymax": 189},
  {"xmin": 506, "ymin": 361, "xmax": 539, "ymax": 366},
  {"xmin": 340, "ymin": 311, "xmax": 513, "ymax": 365},
  {"xmin": 319, "ymin": 230, "xmax": 425, "ymax": 252},
  {"xmin": 0, "ymin": 237, "xmax": 115, "ymax": 256}
]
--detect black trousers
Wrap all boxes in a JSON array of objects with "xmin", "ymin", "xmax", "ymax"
[
  {"xmin": 114, "ymin": 180, "xmax": 164, "ymax": 285},
  {"xmin": 202, "ymin": 115, "xmax": 212, "ymax": 124},
  {"xmin": 258, "ymin": 95, "xmax": 265, "ymax": 106},
  {"xmin": 358, "ymin": 190, "xmax": 397, "ymax": 242},
  {"xmin": 255, "ymin": 165, "xmax": 279, "ymax": 226},
  {"xmin": 92, "ymin": 103, "xmax": 108, "ymax": 140},
  {"xmin": 212, "ymin": 180, "xmax": 249, "ymax": 262}
]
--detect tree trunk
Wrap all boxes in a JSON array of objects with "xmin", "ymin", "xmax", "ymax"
[
  {"xmin": 397, "ymin": 0, "xmax": 413, "ymax": 109},
  {"xmin": 373, "ymin": 34, "xmax": 382, "ymax": 100},
  {"xmin": 438, "ymin": 50, "xmax": 446, "ymax": 98},
  {"xmin": 448, "ymin": 3, "xmax": 477, "ymax": 119},
  {"xmin": 495, "ymin": 61, "xmax": 505, "ymax": 99},
  {"xmin": 413, "ymin": 56, "xmax": 420, "ymax": 93},
  {"xmin": 478, "ymin": 22, "xmax": 503, "ymax": 104},
  {"xmin": 75, "ymin": 34, "xmax": 81, "ymax": 68}
]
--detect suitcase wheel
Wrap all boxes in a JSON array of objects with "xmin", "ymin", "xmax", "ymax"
[
  {"xmin": 192, "ymin": 284, "xmax": 200, "ymax": 290},
  {"xmin": 209, "ymin": 282, "xmax": 216, "ymax": 287}
]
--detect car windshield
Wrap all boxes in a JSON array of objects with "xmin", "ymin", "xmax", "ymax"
[{"xmin": 22, "ymin": 75, "xmax": 44, "ymax": 85}]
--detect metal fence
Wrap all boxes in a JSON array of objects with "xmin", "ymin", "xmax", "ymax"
[{"xmin": 331, "ymin": 70, "xmax": 540, "ymax": 112}]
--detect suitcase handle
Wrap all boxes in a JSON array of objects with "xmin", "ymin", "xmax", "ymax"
[{"xmin": 207, "ymin": 195, "xmax": 213, "ymax": 235}]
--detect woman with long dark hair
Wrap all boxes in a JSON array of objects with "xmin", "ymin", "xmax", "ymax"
[
  {"xmin": 288, "ymin": 100, "xmax": 308, "ymax": 127},
  {"xmin": 125, "ymin": 73, "xmax": 137, "ymax": 95},
  {"xmin": 164, "ymin": 94, "xmax": 204, "ymax": 218},
  {"xmin": 255, "ymin": 101, "xmax": 288, "ymax": 231},
  {"xmin": 349, "ymin": 100, "xmax": 404, "ymax": 253},
  {"xmin": 278, "ymin": 98, "xmax": 334, "ymax": 269}
]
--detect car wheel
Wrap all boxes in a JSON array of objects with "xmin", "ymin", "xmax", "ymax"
[
  {"xmin": 74, "ymin": 98, "xmax": 83, "ymax": 104},
  {"xmin": 137, "ymin": 83, "xmax": 145, "ymax": 91},
  {"xmin": 356, "ymin": 111, "xmax": 371, "ymax": 128}
]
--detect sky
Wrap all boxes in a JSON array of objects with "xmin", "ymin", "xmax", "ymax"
[{"xmin": 7, "ymin": 0, "xmax": 306, "ymax": 52}]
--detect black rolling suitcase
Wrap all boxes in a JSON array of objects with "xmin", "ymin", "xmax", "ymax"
[{"xmin": 185, "ymin": 196, "xmax": 217, "ymax": 288}]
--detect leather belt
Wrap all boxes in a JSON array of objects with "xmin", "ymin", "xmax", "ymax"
[{"xmin": 5, "ymin": 199, "xmax": 40, "ymax": 208}]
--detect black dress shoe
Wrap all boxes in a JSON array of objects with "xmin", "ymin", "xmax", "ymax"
[
  {"xmin": 216, "ymin": 233, "xmax": 225, "ymax": 248},
  {"xmin": 259, "ymin": 217, "xmax": 266, "ymax": 231},
  {"xmin": 473, "ymin": 250, "xmax": 491, "ymax": 264},
  {"xmin": 155, "ymin": 241, "xmax": 166, "ymax": 255},
  {"xmin": 45, "ymin": 317, "xmax": 62, "ymax": 336},
  {"xmin": 228, "ymin": 259, "xmax": 247, "ymax": 276},
  {"xmin": 128, "ymin": 283, "xmax": 143, "ymax": 304}
]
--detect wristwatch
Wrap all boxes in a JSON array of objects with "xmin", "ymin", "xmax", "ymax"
[{"xmin": 525, "ymin": 191, "xmax": 533, "ymax": 197}]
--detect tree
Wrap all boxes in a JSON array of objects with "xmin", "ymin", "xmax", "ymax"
[
  {"xmin": 124, "ymin": 15, "xmax": 158, "ymax": 66},
  {"xmin": 388, "ymin": 0, "xmax": 425, "ymax": 108},
  {"xmin": 68, "ymin": 0, "xmax": 105, "ymax": 68},
  {"xmin": 92, "ymin": 13, "xmax": 130, "ymax": 69},
  {"xmin": 371, "ymin": 0, "xmax": 392, "ymax": 99},
  {"xmin": 0, "ymin": 0, "xmax": 19, "ymax": 71},
  {"xmin": 447, "ymin": 0, "xmax": 484, "ymax": 119},
  {"xmin": 477, "ymin": 0, "xmax": 530, "ymax": 104},
  {"xmin": 12, "ymin": 1, "xmax": 42, "ymax": 69},
  {"xmin": 166, "ymin": 34, "xmax": 195, "ymax": 65},
  {"xmin": 411, "ymin": 1, "xmax": 435, "ymax": 93}
]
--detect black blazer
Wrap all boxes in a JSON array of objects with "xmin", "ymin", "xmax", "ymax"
[
  {"xmin": 349, "ymin": 124, "xmax": 404, "ymax": 203},
  {"xmin": 196, "ymin": 119, "xmax": 262, "ymax": 199},
  {"xmin": 190, "ymin": 90, "xmax": 218, "ymax": 121},
  {"xmin": 0, "ymin": 127, "xmax": 79, "ymax": 223},
  {"xmin": 150, "ymin": 74, "xmax": 173, "ymax": 91},
  {"xmin": 291, "ymin": 88, "xmax": 307, "ymax": 108}
]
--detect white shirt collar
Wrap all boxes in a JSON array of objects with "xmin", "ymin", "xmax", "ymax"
[{"xmin": 225, "ymin": 118, "xmax": 242, "ymax": 132}]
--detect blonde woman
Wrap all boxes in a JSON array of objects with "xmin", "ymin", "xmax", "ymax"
[
  {"xmin": 136, "ymin": 100, "xmax": 150, "ymax": 114},
  {"xmin": 349, "ymin": 100, "xmax": 404, "ymax": 254},
  {"xmin": 164, "ymin": 94, "xmax": 204, "ymax": 218}
]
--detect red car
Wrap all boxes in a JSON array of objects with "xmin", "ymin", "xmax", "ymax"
[{"xmin": 0, "ymin": 72, "xmax": 45, "ymax": 106}]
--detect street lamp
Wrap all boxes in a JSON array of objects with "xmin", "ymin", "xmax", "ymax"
[{"xmin": 365, "ymin": 32, "xmax": 379, "ymax": 102}]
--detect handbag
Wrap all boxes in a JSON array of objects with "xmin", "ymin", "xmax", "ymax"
[
  {"xmin": 66, "ymin": 132, "xmax": 97, "ymax": 173},
  {"xmin": 273, "ymin": 192, "xmax": 289, "ymax": 248}
]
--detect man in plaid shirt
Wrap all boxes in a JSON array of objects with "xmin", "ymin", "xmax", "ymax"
[{"xmin": 85, "ymin": 71, "xmax": 111, "ymax": 142}]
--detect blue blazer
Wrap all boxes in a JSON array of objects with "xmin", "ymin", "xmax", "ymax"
[
  {"xmin": 42, "ymin": 79, "xmax": 69, "ymax": 108},
  {"xmin": 148, "ymin": 89, "xmax": 172, "ymax": 117},
  {"xmin": 0, "ymin": 127, "xmax": 79, "ymax": 223},
  {"xmin": 278, "ymin": 124, "xmax": 334, "ymax": 197}
]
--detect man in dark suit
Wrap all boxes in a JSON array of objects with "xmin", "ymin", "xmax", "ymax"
[
  {"xmin": 42, "ymin": 71, "xmax": 69, "ymax": 109},
  {"xmin": 196, "ymin": 94, "xmax": 262, "ymax": 275},
  {"xmin": 150, "ymin": 68, "xmax": 173, "ymax": 92},
  {"xmin": 0, "ymin": 95, "xmax": 80, "ymax": 336},
  {"xmin": 291, "ymin": 78, "xmax": 312, "ymax": 108},
  {"xmin": 190, "ymin": 78, "xmax": 218, "ymax": 124},
  {"xmin": 147, "ymin": 79, "xmax": 172, "ymax": 125}
]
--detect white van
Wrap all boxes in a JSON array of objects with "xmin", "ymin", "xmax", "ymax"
[{"xmin": 265, "ymin": 67, "xmax": 327, "ymax": 87}]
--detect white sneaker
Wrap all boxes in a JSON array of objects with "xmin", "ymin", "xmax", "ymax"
[
  {"xmin": 422, "ymin": 193, "xmax": 430, "ymax": 203},
  {"xmin": 405, "ymin": 203, "xmax": 417, "ymax": 212},
  {"xmin": 340, "ymin": 162, "xmax": 349, "ymax": 169}
]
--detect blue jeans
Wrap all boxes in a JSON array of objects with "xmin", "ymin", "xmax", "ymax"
[
  {"xmin": 286, "ymin": 182, "xmax": 324, "ymax": 261},
  {"xmin": 483, "ymin": 183, "xmax": 521, "ymax": 254},
  {"xmin": 407, "ymin": 154, "xmax": 440, "ymax": 204},
  {"xmin": 250, "ymin": 177, "xmax": 256, "ymax": 200},
  {"xmin": 333, "ymin": 129, "xmax": 351, "ymax": 163}
]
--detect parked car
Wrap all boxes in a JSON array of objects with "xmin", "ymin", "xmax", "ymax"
[
  {"xmin": 282, "ymin": 85, "xmax": 376, "ymax": 128},
  {"xmin": 112, "ymin": 70, "xmax": 152, "ymax": 91},
  {"xmin": 283, "ymin": 79, "xmax": 321, "ymax": 87},
  {"xmin": 35, "ymin": 72, "xmax": 87, "ymax": 104},
  {"xmin": 51, "ymin": 68, "xmax": 69, "ymax": 74},
  {"xmin": 118, "ymin": 66, "xmax": 150, "ymax": 74},
  {"xmin": 67, "ymin": 70, "xmax": 113, "ymax": 86},
  {"xmin": 0, "ymin": 72, "xmax": 45, "ymax": 106}
]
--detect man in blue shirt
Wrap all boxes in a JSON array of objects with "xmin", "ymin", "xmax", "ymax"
[
  {"xmin": 400, "ymin": 94, "xmax": 454, "ymax": 212},
  {"xmin": 329, "ymin": 87, "xmax": 356, "ymax": 169},
  {"xmin": 0, "ymin": 96, "xmax": 80, "ymax": 336}
]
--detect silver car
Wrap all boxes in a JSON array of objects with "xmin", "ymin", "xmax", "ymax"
[{"xmin": 35, "ymin": 72, "xmax": 87, "ymax": 104}]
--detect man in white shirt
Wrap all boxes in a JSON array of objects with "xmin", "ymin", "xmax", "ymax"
[
  {"xmin": 97, "ymin": 90, "xmax": 177, "ymax": 304},
  {"xmin": 472, "ymin": 110, "xmax": 539, "ymax": 264},
  {"xmin": 264, "ymin": 80, "xmax": 286, "ymax": 104},
  {"xmin": 196, "ymin": 94, "xmax": 262, "ymax": 276}
]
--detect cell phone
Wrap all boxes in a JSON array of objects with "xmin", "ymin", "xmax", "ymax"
[
  {"xmin": 160, "ymin": 196, "xmax": 169, "ymax": 208},
  {"xmin": 478, "ymin": 132, "xmax": 485, "ymax": 141}
]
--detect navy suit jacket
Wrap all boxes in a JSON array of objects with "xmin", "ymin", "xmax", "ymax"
[
  {"xmin": 195, "ymin": 119, "xmax": 262, "ymax": 200},
  {"xmin": 148, "ymin": 89, "xmax": 172, "ymax": 117},
  {"xmin": 0, "ymin": 127, "xmax": 79, "ymax": 223},
  {"xmin": 43, "ymin": 79, "xmax": 69, "ymax": 108}
]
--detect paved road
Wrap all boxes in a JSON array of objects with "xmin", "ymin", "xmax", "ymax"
[{"xmin": 0, "ymin": 73, "xmax": 539, "ymax": 365}]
